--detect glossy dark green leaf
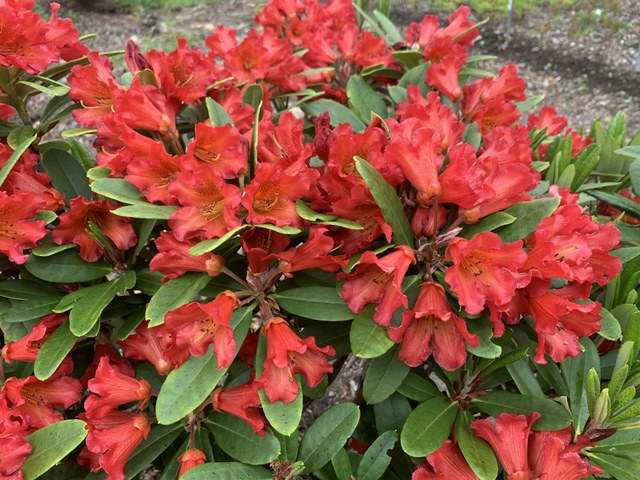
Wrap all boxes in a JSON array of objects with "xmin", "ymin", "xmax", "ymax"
[
  {"xmin": 571, "ymin": 144, "xmax": 601, "ymax": 192},
  {"xmin": 89, "ymin": 177, "xmax": 144, "ymax": 204},
  {"xmin": 180, "ymin": 463, "xmax": 273, "ymax": 480},
  {"xmin": 207, "ymin": 412, "xmax": 280, "ymax": 465},
  {"xmin": 599, "ymin": 307, "xmax": 623, "ymax": 340},
  {"xmin": 0, "ymin": 279, "xmax": 60, "ymax": 300},
  {"xmin": 273, "ymin": 286, "xmax": 355, "ymax": 321},
  {"xmin": 473, "ymin": 392, "xmax": 572, "ymax": 431},
  {"xmin": 562, "ymin": 338, "xmax": 599, "ymax": 434},
  {"xmin": 112, "ymin": 204, "xmax": 179, "ymax": 219},
  {"xmin": 455, "ymin": 410, "xmax": 498, "ymax": 480},
  {"xmin": 31, "ymin": 243, "xmax": 76, "ymax": 257},
  {"xmin": 123, "ymin": 424, "xmax": 183, "ymax": 480},
  {"xmin": 25, "ymin": 250, "xmax": 112, "ymax": 283},
  {"xmin": 0, "ymin": 133, "xmax": 37, "ymax": 186},
  {"xmin": 206, "ymin": 97, "xmax": 235, "ymax": 127},
  {"xmin": 355, "ymin": 156, "xmax": 414, "ymax": 247},
  {"xmin": 350, "ymin": 305, "xmax": 394, "ymax": 358},
  {"xmin": 34, "ymin": 320, "xmax": 78, "ymax": 380},
  {"xmin": 363, "ymin": 346, "xmax": 410, "ymax": 404},
  {"xmin": 1, "ymin": 294, "xmax": 63, "ymax": 323},
  {"xmin": 595, "ymin": 427, "xmax": 640, "ymax": 454},
  {"xmin": 496, "ymin": 197, "xmax": 561, "ymax": 242},
  {"xmin": 298, "ymin": 403, "xmax": 360, "ymax": 473},
  {"xmin": 331, "ymin": 448, "xmax": 352, "ymax": 480},
  {"xmin": 373, "ymin": 393, "xmax": 411, "ymax": 435},
  {"xmin": 22, "ymin": 420, "xmax": 87, "ymax": 480},
  {"xmin": 400, "ymin": 398, "xmax": 457, "ymax": 457},
  {"xmin": 296, "ymin": 201, "xmax": 362, "ymax": 230},
  {"xmin": 275, "ymin": 430, "xmax": 299, "ymax": 462},
  {"xmin": 42, "ymin": 149, "xmax": 92, "ymax": 201},
  {"xmin": 155, "ymin": 307, "xmax": 252, "ymax": 425},
  {"xmin": 146, "ymin": 273, "xmax": 212, "ymax": 327},
  {"xmin": 357, "ymin": 430, "xmax": 396, "ymax": 480},
  {"xmin": 189, "ymin": 225, "xmax": 249, "ymax": 256},
  {"xmin": 396, "ymin": 372, "xmax": 442, "ymax": 402},
  {"xmin": 465, "ymin": 319, "xmax": 501, "ymax": 359},
  {"xmin": 346, "ymin": 75, "xmax": 387, "ymax": 122},
  {"xmin": 506, "ymin": 358, "xmax": 544, "ymax": 397},
  {"xmin": 301, "ymin": 99, "xmax": 366, "ymax": 132},
  {"xmin": 586, "ymin": 452, "xmax": 640, "ymax": 480},
  {"xmin": 588, "ymin": 190, "xmax": 640, "ymax": 220}
]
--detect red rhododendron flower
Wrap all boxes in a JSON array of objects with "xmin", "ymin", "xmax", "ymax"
[
  {"xmin": 445, "ymin": 232, "xmax": 529, "ymax": 333},
  {"xmin": 45, "ymin": 2, "xmax": 88, "ymax": 61},
  {"xmin": 340, "ymin": 245, "xmax": 416, "ymax": 326},
  {"xmin": 168, "ymin": 163, "xmax": 242, "ymax": 241},
  {"xmin": 427, "ymin": 55, "xmax": 465, "ymax": 101},
  {"xmin": 240, "ymin": 227, "xmax": 290, "ymax": 276},
  {"xmin": 412, "ymin": 440, "xmax": 479, "ymax": 479},
  {"xmin": 118, "ymin": 321, "xmax": 172, "ymax": 375},
  {"xmin": 52, "ymin": 197, "xmax": 137, "ymax": 263},
  {"xmin": 0, "ymin": 413, "xmax": 32, "ymax": 480},
  {"xmin": 2, "ymin": 313, "xmax": 66, "ymax": 364},
  {"xmin": 78, "ymin": 341, "xmax": 136, "ymax": 388},
  {"xmin": 84, "ymin": 357, "xmax": 152, "ymax": 419},
  {"xmin": 212, "ymin": 372, "xmax": 266, "ymax": 436},
  {"xmin": 82, "ymin": 411, "xmax": 151, "ymax": 480},
  {"xmin": 150, "ymin": 231, "xmax": 225, "ymax": 280},
  {"xmin": 185, "ymin": 123, "xmax": 248, "ymax": 179},
  {"xmin": 527, "ymin": 106, "xmax": 568, "ymax": 136},
  {"xmin": 257, "ymin": 317, "xmax": 335, "ymax": 403},
  {"xmin": 178, "ymin": 449, "xmax": 207, "ymax": 478},
  {"xmin": 471, "ymin": 413, "xmax": 600, "ymax": 480},
  {"xmin": 277, "ymin": 226, "xmax": 348, "ymax": 276},
  {"xmin": 0, "ymin": 191, "xmax": 47, "ymax": 264},
  {"xmin": 258, "ymin": 111, "xmax": 313, "ymax": 167},
  {"xmin": 389, "ymin": 282, "xmax": 479, "ymax": 370},
  {"xmin": 163, "ymin": 291, "xmax": 239, "ymax": 368}
]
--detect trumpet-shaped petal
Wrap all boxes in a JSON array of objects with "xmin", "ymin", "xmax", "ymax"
[
  {"xmin": 0, "ymin": 191, "xmax": 47, "ymax": 264},
  {"xmin": 277, "ymin": 226, "xmax": 348, "ymax": 276},
  {"xmin": 150, "ymin": 231, "xmax": 225, "ymax": 280},
  {"xmin": 212, "ymin": 372, "xmax": 266, "ymax": 436},
  {"xmin": 118, "ymin": 321, "xmax": 172, "ymax": 375},
  {"xmin": 412, "ymin": 440, "xmax": 479, "ymax": 479},
  {"xmin": 178, "ymin": 449, "xmax": 207, "ymax": 478}
]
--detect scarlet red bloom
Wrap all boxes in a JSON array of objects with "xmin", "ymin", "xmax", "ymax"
[
  {"xmin": 445, "ymin": 232, "xmax": 529, "ymax": 334},
  {"xmin": 52, "ymin": 197, "xmax": 137, "ymax": 263},
  {"xmin": 118, "ymin": 321, "xmax": 172, "ymax": 375},
  {"xmin": 178, "ymin": 449, "xmax": 207, "ymax": 478},
  {"xmin": 163, "ymin": 291, "xmax": 239, "ymax": 368},
  {"xmin": 185, "ymin": 123, "xmax": 248, "ymax": 179},
  {"xmin": 257, "ymin": 317, "xmax": 335, "ymax": 404},
  {"xmin": 412, "ymin": 440, "xmax": 479, "ymax": 479},
  {"xmin": 150, "ymin": 231, "xmax": 225, "ymax": 280},
  {"xmin": 527, "ymin": 106, "xmax": 568, "ymax": 136},
  {"xmin": 82, "ymin": 411, "xmax": 151, "ymax": 480},
  {"xmin": 427, "ymin": 55, "xmax": 465, "ymax": 101},
  {"xmin": 340, "ymin": 246, "xmax": 416, "ymax": 326},
  {"xmin": 0, "ymin": 191, "xmax": 47, "ymax": 264},
  {"xmin": 2, "ymin": 313, "xmax": 67, "ymax": 364},
  {"xmin": 389, "ymin": 282, "xmax": 479, "ymax": 370},
  {"xmin": 0, "ymin": 414, "xmax": 32, "ymax": 480},
  {"xmin": 277, "ymin": 226, "xmax": 348, "ymax": 277},
  {"xmin": 240, "ymin": 227, "xmax": 290, "ymax": 276},
  {"xmin": 471, "ymin": 413, "xmax": 600, "ymax": 480},
  {"xmin": 84, "ymin": 357, "xmax": 152, "ymax": 419},
  {"xmin": 212, "ymin": 372, "xmax": 266, "ymax": 436}
]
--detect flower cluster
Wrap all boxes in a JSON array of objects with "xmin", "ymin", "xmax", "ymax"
[{"xmin": 0, "ymin": 0, "xmax": 636, "ymax": 479}]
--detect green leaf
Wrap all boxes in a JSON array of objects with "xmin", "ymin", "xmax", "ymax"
[
  {"xmin": 123, "ymin": 423, "xmax": 183, "ymax": 480},
  {"xmin": 357, "ymin": 430, "xmax": 397, "ymax": 480},
  {"xmin": 296, "ymin": 201, "xmax": 363, "ymax": 230},
  {"xmin": 374, "ymin": 393, "xmax": 412, "ymax": 434},
  {"xmin": 0, "ymin": 133, "xmax": 37, "ymax": 187},
  {"xmin": 298, "ymin": 403, "xmax": 360, "ymax": 473},
  {"xmin": 42, "ymin": 149, "xmax": 92, "ymax": 201},
  {"xmin": 31, "ymin": 242, "xmax": 76, "ymax": 257},
  {"xmin": 18, "ymin": 79, "xmax": 70, "ymax": 96},
  {"xmin": 350, "ymin": 305, "xmax": 394, "ymax": 358},
  {"xmin": 596, "ymin": 427, "xmax": 640, "ymax": 454},
  {"xmin": 355, "ymin": 156, "xmax": 414, "ymax": 247},
  {"xmin": 400, "ymin": 398, "xmax": 457, "ymax": 457},
  {"xmin": 0, "ymin": 294, "xmax": 63, "ymax": 323},
  {"xmin": 205, "ymin": 97, "xmax": 235, "ymax": 127},
  {"xmin": 473, "ymin": 392, "xmax": 572, "ymax": 431},
  {"xmin": 506, "ymin": 358, "xmax": 544, "ymax": 397},
  {"xmin": 571, "ymin": 144, "xmax": 601, "ymax": 192},
  {"xmin": 599, "ymin": 307, "xmax": 623, "ymax": 340},
  {"xmin": 180, "ymin": 463, "xmax": 273, "ymax": 480},
  {"xmin": 495, "ymin": 197, "xmax": 561, "ymax": 242},
  {"xmin": 69, "ymin": 138, "xmax": 96, "ymax": 170},
  {"xmin": 61, "ymin": 127, "xmax": 96, "ymax": 138},
  {"xmin": 146, "ymin": 273, "xmax": 212, "ymax": 327},
  {"xmin": 586, "ymin": 452, "xmax": 640, "ymax": 480},
  {"xmin": 300, "ymin": 99, "xmax": 366, "ymax": 132},
  {"xmin": 346, "ymin": 75, "xmax": 387, "ymax": 123},
  {"xmin": 34, "ymin": 320, "xmax": 78, "ymax": 380},
  {"xmin": 392, "ymin": 50, "xmax": 424, "ymax": 68},
  {"xmin": 90, "ymin": 178, "xmax": 144, "ymax": 204},
  {"xmin": 363, "ymin": 346, "xmax": 410, "ymax": 404},
  {"xmin": 456, "ymin": 410, "xmax": 498, "ymax": 480},
  {"xmin": 372, "ymin": 10, "xmax": 403, "ymax": 42},
  {"xmin": 0, "ymin": 279, "xmax": 60, "ymax": 300},
  {"xmin": 69, "ymin": 273, "xmax": 132, "ymax": 336},
  {"xmin": 22, "ymin": 420, "xmax": 88, "ymax": 480},
  {"xmin": 155, "ymin": 307, "xmax": 252, "ymax": 425},
  {"xmin": 255, "ymin": 333, "xmax": 303, "ymax": 435},
  {"xmin": 273, "ymin": 286, "xmax": 355, "ymax": 321},
  {"xmin": 562, "ymin": 338, "xmax": 599, "ymax": 434},
  {"xmin": 111, "ymin": 204, "xmax": 179, "ymax": 219},
  {"xmin": 242, "ymin": 83, "xmax": 264, "ymax": 111},
  {"xmin": 189, "ymin": 225, "xmax": 249, "ymax": 256},
  {"xmin": 588, "ymin": 190, "xmax": 640, "ymax": 221},
  {"xmin": 25, "ymin": 249, "xmax": 112, "ymax": 283},
  {"xmin": 396, "ymin": 372, "xmax": 443, "ymax": 402},
  {"xmin": 465, "ymin": 319, "xmax": 501, "ymax": 359},
  {"xmin": 275, "ymin": 430, "xmax": 299, "ymax": 462},
  {"xmin": 515, "ymin": 94, "xmax": 545, "ymax": 114},
  {"xmin": 207, "ymin": 412, "xmax": 280, "ymax": 464},
  {"xmin": 332, "ymin": 448, "xmax": 352, "ymax": 480},
  {"xmin": 610, "ymin": 247, "xmax": 640, "ymax": 264}
]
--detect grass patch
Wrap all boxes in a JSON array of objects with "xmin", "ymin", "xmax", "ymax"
[{"xmin": 114, "ymin": 0, "xmax": 217, "ymax": 9}]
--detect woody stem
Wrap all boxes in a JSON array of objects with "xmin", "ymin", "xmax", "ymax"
[
  {"xmin": 188, "ymin": 412, "xmax": 197, "ymax": 449},
  {"xmin": 220, "ymin": 266, "xmax": 251, "ymax": 289}
]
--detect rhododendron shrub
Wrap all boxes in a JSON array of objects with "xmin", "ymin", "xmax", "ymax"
[{"xmin": 1, "ymin": 0, "xmax": 640, "ymax": 478}]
